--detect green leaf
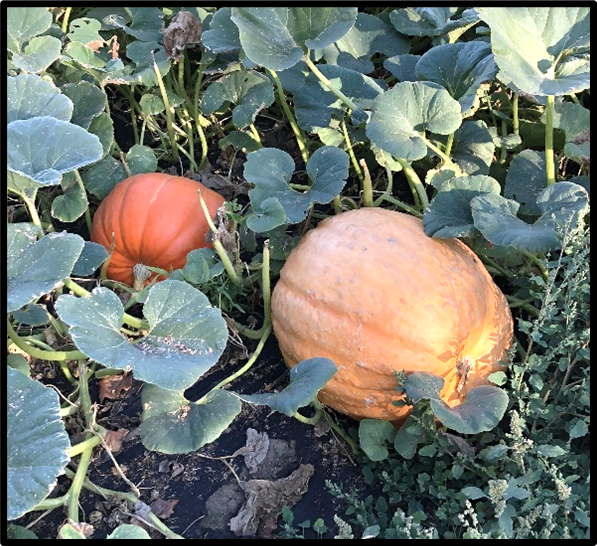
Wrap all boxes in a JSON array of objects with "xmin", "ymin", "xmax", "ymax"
[
  {"xmin": 12, "ymin": 35, "xmax": 62, "ymax": 73},
  {"xmin": 246, "ymin": 197, "xmax": 287, "ymax": 233},
  {"xmin": 547, "ymin": 101, "xmax": 590, "ymax": 143},
  {"xmin": 536, "ymin": 444, "xmax": 567, "ymax": 458},
  {"xmin": 7, "ymin": 229, "xmax": 85, "ymax": 313},
  {"xmin": 64, "ymin": 41, "xmax": 107, "ymax": 71},
  {"xmin": 116, "ymin": 41, "xmax": 170, "ymax": 87},
  {"xmin": 172, "ymin": 248, "xmax": 224, "ymax": 286},
  {"xmin": 478, "ymin": 7, "xmax": 590, "ymax": 95},
  {"xmin": 6, "ymin": 6, "xmax": 52, "ymax": 53},
  {"xmin": 88, "ymin": 112, "xmax": 114, "ymax": 158},
  {"xmin": 239, "ymin": 357, "xmax": 338, "ymax": 416},
  {"xmin": 503, "ymin": 478, "xmax": 530, "ymax": 501},
  {"xmin": 294, "ymin": 64, "xmax": 384, "ymax": 133},
  {"xmin": 51, "ymin": 175, "xmax": 88, "ymax": 223},
  {"xmin": 55, "ymin": 281, "xmax": 229, "ymax": 391},
  {"xmin": 8, "ymin": 117, "xmax": 103, "ymax": 186},
  {"xmin": 71, "ymin": 242, "xmax": 109, "ymax": 277},
  {"xmin": 12, "ymin": 303, "xmax": 51, "ymax": 327},
  {"xmin": 201, "ymin": 69, "xmax": 274, "ymax": 129},
  {"xmin": 7, "ymin": 73, "xmax": 73, "ymax": 124},
  {"xmin": 416, "ymin": 41, "xmax": 498, "ymax": 113},
  {"xmin": 139, "ymin": 387, "xmax": 241, "ymax": 454},
  {"xmin": 358, "ymin": 419, "xmax": 397, "ymax": 462},
  {"xmin": 430, "ymin": 386, "xmax": 509, "ymax": 434},
  {"xmin": 403, "ymin": 372, "xmax": 444, "ymax": 403},
  {"xmin": 320, "ymin": 12, "xmax": 409, "ymax": 74},
  {"xmin": 219, "ymin": 130, "xmax": 261, "ymax": 153},
  {"xmin": 231, "ymin": 7, "xmax": 358, "ymax": 70},
  {"xmin": 423, "ymin": 174, "xmax": 501, "ymax": 238},
  {"xmin": 81, "ymin": 155, "xmax": 127, "ymax": 199},
  {"xmin": 245, "ymin": 147, "xmax": 349, "ymax": 224},
  {"xmin": 367, "ymin": 81, "xmax": 462, "ymax": 161},
  {"xmin": 383, "ymin": 54, "xmax": 421, "ymax": 82},
  {"xmin": 444, "ymin": 120, "xmax": 495, "ymax": 175},
  {"xmin": 6, "ymin": 352, "xmax": 31, "ymax": 377},
  {"xmin": 6, "ymin": 525, "xmax": 38, "ymax": 540},
  {"xmin": 568, "ymin": 419, "xmax": 588, "ymax": 440},
  {"xmin": 393, "ymin": 418, "xmax": 425, "ymax": 460},
  {"xmin": 504, "ymin": 150, "xmax": 546, "ymax": 217},
  {"xmin": 471, "ymin": 182, "xmax": 589, "ymax": 253},
  {"xmin": 389, "ymin": 7, "xmax": 459, "ymax": 37},
  {"xmin": 109, "ymin": 7, "xmax": 164, "ymax": 42},
  {"xmin": 60, "ymin": 81, "xmax": 106, "ymax": 129},
  {"xmin": 107, "ymin": 525, "xmax": 151, "ymax": 539},
  {"xmin": 7, "ymin": 366, "xmax": 70, "ymax": 521},
  {"xmin": 125, "ymin": 144, "xmax": 158, "ymax": 175},
  {"xmin": 462, "ymin": 486, "xmax": 487, "ymax": 500},
  {"xmin": 202, "ymin": 7, "xmax": 241, "ymax": 53},
  {"xmin": 67, "ymin": 17, "xmax": 104, "ymax": 45}
]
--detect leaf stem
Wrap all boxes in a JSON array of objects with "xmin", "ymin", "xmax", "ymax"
[
  {"xmin": 198, "ymin": 192, "xmax": 240, "ymax": 285},
  {"xmin": 341, "ymin": 117, "xmax": 364, "ymax": 184},
  {"xmin": 396, "ymin": 158, "xmax": 429, "ymax": 210},
  {"xmin": 21, "ymin": 190, "xmax": 44, "ymax": 237},
  {"xmin": 268, "ymin": 68, "xmax": 310, "ymax": 165},
  {"xmin": 359, "ymin": 159, "xmax": 374, "ymax": 207},
  {"xmin": 248, "ymin": 124, "xmax": 262, "ymax": 147},
  {"xmin": 73, "ymin": 170, "xmax": 93, "ymax": 235},
  {"xmin": 544, "ymin": 94, "xmax": 556, "ymax": 185},
  {"xmin": 303, "ymin": 54, "xmax": 358, "ymax": 111},
  {"xmin": 152, "ymin": 55, "xmax": 179, "ymax": 162},
  {"xmin": 7, "ymin": 320, "xmax": 87, "ymax": 361},
  {"xmin": 512, "ymin": 92, "xmax": 519, "ymax": 135}
]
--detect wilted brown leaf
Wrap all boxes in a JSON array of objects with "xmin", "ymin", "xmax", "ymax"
[
  {"xmin": 98, "ymin": 372, "xmax": 133, "ymax": 402},
  {"xmin": 163, "ymin": 10, "xmax": 201, "ymax": 60}
]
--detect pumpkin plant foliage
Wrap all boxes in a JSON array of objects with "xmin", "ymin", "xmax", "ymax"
[{"xmin": 6, "ymin": 5, "xmax": 589, "ymax": 540}]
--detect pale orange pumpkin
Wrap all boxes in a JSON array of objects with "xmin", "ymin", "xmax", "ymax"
[
  {"xmin": 271, "ymin": 207, "xmax": 513, "ymax": 422},
  {"xmin": 90, "ymin": 173, "xmax": 225, "ymax": 288}
]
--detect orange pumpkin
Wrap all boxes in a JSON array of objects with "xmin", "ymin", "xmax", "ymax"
[
  {"xmin": 271, "ymin": 207, "xmax": 513, "ymax": 423},
  {"xmin": 90, "ymin": 173, "xmax": 225, "ymax": 288}
]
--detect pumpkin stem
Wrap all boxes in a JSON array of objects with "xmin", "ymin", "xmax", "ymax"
[{"xmin": 133, "ymin": 263, "xmax": 152, "ymax": 292}]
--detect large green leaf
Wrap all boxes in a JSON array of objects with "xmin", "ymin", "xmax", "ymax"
[
  {"xmin": 71, "ymin": 242, "xmax": 109, "ymax": 277},
  {"xmin": 504, "ymin": 150, "xmax": 546, "ymax": 217},
  {"xmin": 239, "ymin": 357, "xmax": 338, "ymax": 416},
  {"xmin": 81, "ymin": 155, "xmax": 127, "ymax": 199},
  {"xmin": 67, "ymin": 17, "xmax": 104, "ymax": 45},
  {"xmin": 7, "ymin": 73, "xmax": 73, "ymax": 124},
  {"xmin": 7, "ymin": 366, "xmax": 70, "ymax": 521},
  {"xmin": 139, "ymin": 387, "xmax": 241, "ymax": 454},
  {"xmin": 430, "ymin": 387, "xmax": 509, "ymax": 435},
  {"xmin": 471, "ymin": 182, "xmax": 589, "ymax": 253},
  {"xmin": 12, "ymin": 35, "xmax": 62, "ymax": 74},
  {"xmin": 438, "ymin": 120, "xmax": 495, "ymax": 176},
  {"xmin": 202, "ymin": 70, "xmax": 274, "ymax": 129},
  {"xmin": 423, "ymin": 174, "xmax": 501, "ymax": 238},
  {"xmin": 416, "ymin": 41, "xmax": 498, "ymax": 114},
  {"xmin": 403, "ymin": 372, "xmax": 509, "ymax": 435},
  {"xmin": 60, "ymin": 81, "xmax": 106, "ymax": 129},
  {"xmin": 108, "ymin": 7, "xmax": 164, "ymax": 42},
  {"xmin": 6, "ymin": 6, "xmax": 52, "ymax": 53},
  {"xmin": 51, "ymin": 176, "xmax": 88, "ymax": 222},
  {"xmin": 55, "ymin": 281, "xmax": 229, "ymax": 391},
  {"xmin": 7, "ymin": 229, "xmax": 85, "ymax": 313},
  {"xmin": 320, "ymin": 12, "xmax": 409, "ymax": 74},
  {"xmin": 231, "ymin": 7, "xmax": 358, "ymax": 70},
  {"xmin": 389, "ymin": 7, "xmax": 465, "ymax": 37},
  {"xmin": 8, "ymin": 117, "xmax": 103, "ymax": 185},
  {"xmin": 294, "ymin": 64, "xmax": 384, "ymax": 133},
  {"xmin": 358, "ymin": 419, "xmax": 397, "ymax": 462},
  {"xmin": 245, "ymin": 147, "xmax": 349, "ymax": 225},
  {"xmin": 202, "ymin": 7, "xmax": 241, "ymax": 53},
  {"xmin": 367, "ymin": 81, "xmax": 462, "ymax": 161},
  {"xmin": 383, "ymin": 54, "xmax": 420, "ymax": 82},
  {"xmin": 478, "ymin": 7, "xmax": 590, "ymax": 96}
]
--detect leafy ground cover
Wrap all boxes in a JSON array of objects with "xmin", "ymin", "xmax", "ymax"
[{"xmin": 6, "ymin": 6, "xmax": 590, "ymax": 540}]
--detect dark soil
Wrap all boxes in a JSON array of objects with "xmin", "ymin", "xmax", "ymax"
[{"xmin": 15, "ymin": 338, "xmax": 377, "ymax": 540}]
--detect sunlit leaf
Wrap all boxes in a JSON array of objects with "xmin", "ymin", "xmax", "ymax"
[
  {"xmin": 320, "ymin": 12, "xmax": 409, "ymax": 74},
  {"xmin": 8, "ymin": 117, "xmax": 103, "ymax": 186},
  {"xmin": 139, "ymin": 386, "xmax": 241, "ymax": 454},
  {"xmin": 245, "ymin": 147, "xmax": 349, "ymax": 224},
  {"xmin": 6, "ymin": 6, "xmax": 52, "ymax": 53},
  {"xmin": 478, "ymin": 7, "xmax": 590, "ymax": 95},
  {"xmin": 7, "ymin": 230, "xmax": 85, "ymax": 313},
  {"xmin": 231, "ymin": 7, "xmax": 357, "ymax": 70},
  {"xmin": 7, "ymin": 73, "xmax": 73, "ymax": 124},
  {"xmin": 12, "ymin": 35, "xmax": 62, "ymax": 73},
  {"xmin": 55, "ymin": 281, "xmax": 229, "ymax": 391},
  {"xmin": 367, "ymin": 81, "xmax": 462, "ymax": 161},
  {"xmin": 7, "ymin": 366, "xmax": 70, "ymax": 520},
  {"xmin": 239, "ymin": 357, "xmax": 338, "ymax": 416}
]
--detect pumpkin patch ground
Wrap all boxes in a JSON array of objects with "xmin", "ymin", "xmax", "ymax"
[{"xmin": 7, "ymin": 6, "xmax": 590, "ymax": 541}]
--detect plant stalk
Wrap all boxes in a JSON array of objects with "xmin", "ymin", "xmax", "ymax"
[{"xmin": 544, "ymin": 94, "xmax": 556, "ymax": 185}]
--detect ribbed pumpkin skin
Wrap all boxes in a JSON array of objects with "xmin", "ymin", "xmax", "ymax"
[
  {"xmin": 271, "ymin": 208, "xmax": 513, "ymax": 422},
  {"xmin": 90, "ymin": 173, "xmax": 225, "ymax": 287}
]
